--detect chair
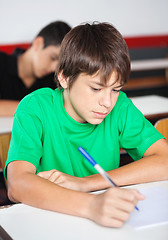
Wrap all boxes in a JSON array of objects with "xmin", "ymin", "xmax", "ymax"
[
  {"xmin": 0, "ymin": 133, "xmax": 11, "ymax": 187},
  {"xmin": 154, "ymin": 118, "xmax": 168, "ymax": 140}
]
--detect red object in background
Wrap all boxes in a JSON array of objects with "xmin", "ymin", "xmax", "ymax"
[
  {"xmin": 0, "ymin": 43, "xmax": 30, "ymax": 54},
  {"xmin": 124, "ymin": 34, "xmax": 168, "ymax": 49},
  {"xmin": 0, "ymin": 35, "xmax": 168, "ymax": 54}
]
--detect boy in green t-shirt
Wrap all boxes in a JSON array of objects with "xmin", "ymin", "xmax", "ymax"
[{"xmin": 5, "ymin": 22, "xmax": 168, "ymax": 228}]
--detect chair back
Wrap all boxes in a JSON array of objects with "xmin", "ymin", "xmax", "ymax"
[
  {"xmin": 0, "ymin": 133, "xmax": 11, "ymax": 187},
  {"xmin": 154, "ymin": 118, "xmax": 168, "ymax": 140}
]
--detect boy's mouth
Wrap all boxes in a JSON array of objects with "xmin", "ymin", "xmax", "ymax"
[{"xmin": 93, "ymin": 111, "xmax": 108, "ymax": 118}]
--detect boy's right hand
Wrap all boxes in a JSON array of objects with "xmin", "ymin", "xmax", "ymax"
[{"xmin": 88, "ymin": 187, "xmax": 145, "ymax": 228}]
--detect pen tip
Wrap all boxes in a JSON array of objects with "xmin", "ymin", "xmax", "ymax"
[{"xmin": 135, "ymin": 206, "xmax": 139, "ymax": 211}]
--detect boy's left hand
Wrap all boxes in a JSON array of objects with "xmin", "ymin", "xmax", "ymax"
[{"xmin": 37, "ymin": 170, "xmax": 86, "ymax": 191}]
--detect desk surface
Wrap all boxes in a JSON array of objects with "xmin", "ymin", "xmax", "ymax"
[
  {"xmin": 0, "ymin": 181, "xmax": 168, "ymax": 240},
  {"xmin": 0, "ymin": 117, "xmax": 14, "ymax": 134},
  {"xmin": 130, "ymin": 95, "xmax": 168, "ymax": 116}
]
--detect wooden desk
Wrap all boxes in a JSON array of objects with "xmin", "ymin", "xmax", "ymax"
[
  {"xmin": 130, "ymin": 95, "xmax": 168, "ymax": 124},
  {"xmin": 124, "ymin": 58, "xmax": 168, "ymax": 93},
  {"xmin": 0, "ymin": 181, "xmax": 167, "ymax": 240},
  {"xmin": 0, "ymin": 117, "xmax": 14, "ymax": 135}
]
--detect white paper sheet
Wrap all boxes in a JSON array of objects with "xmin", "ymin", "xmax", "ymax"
[{"xmin": 127, "ymin": 186, "xmax": 168, "ymax": 229}]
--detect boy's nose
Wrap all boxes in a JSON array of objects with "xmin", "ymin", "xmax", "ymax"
[{"xmin": 100, "ymin": 93, "xmax": 112, "ymax": 108}]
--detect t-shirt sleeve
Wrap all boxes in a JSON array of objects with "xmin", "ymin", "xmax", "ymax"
[
  {"xmin": 4, "ymin": 97, "xmax": 44, "ymax": 179},
  {"xmin": 118, "ymin": 99, "xmax": 165, "ymax": 160}
]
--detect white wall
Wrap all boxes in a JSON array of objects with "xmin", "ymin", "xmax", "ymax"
[{"xmin": 0, "ymin": 0, "xmax": 168, "ymax": 44}]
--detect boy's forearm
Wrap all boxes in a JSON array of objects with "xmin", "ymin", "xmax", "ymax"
[
  {"xmin": 37, "ymin": 140, "xmax": 168, "ymax": 193},
  {"xmin": 8, "ymin": 172, "xmax": 94, "ymax": 219},
  {"xmin": 111, "ymin": 139, "xmax": 168, "ymax": 187},
  {"xmin": 7, "ymin": 170, "xmax": 145, "ymax": 228},
  {"xmin": 84, "ymin": 152, "xmax": 168, "ymax": 191},
  {"xmin": 0, "ymin": 100, "xmax": 19, "ymax": 116},
  {"xmin": 112, "ymin": 153, "xmax": 168, "ymax": 186}
]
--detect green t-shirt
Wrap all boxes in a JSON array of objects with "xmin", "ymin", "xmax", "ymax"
[{"xmin": 5, "ymin": 88, "xmax": 164, "ymax": 178}]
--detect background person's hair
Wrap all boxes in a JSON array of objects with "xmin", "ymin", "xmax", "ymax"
[
  {"xmin": 36, "ymin": 21, "xmax": 71, "ymax": 48},
  {"xmin": 56, "ymin": 22, "xmax": 130, "ymax": 88}
]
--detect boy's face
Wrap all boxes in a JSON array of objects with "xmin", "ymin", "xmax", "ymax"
[
  {"xmin": 32, "ymin": 38, "xmax": 61, "ymax": 78},
  {"xmin": 62, "ymin": 71, "xmax": 123, "ymax": 125}
]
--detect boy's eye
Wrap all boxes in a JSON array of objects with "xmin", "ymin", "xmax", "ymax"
[
  {"xmin": 91, "ymin": 87, "xmax": 101, "ymax": 92},
  {"xmin": 51, "ymin": 56, "xmax": 59, "ymax": 61},
  {"xmin": 112, "ymin": 89, "xmax": 120, "ymax": 93}
]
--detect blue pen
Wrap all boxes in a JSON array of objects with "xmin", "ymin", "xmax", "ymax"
[{"xmin": 78, "ymin": 146, "xmax": 139, "ymax": 211}]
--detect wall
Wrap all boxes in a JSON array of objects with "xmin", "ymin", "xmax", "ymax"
[
  {"xmin": 0, "ymin": 0, "xmax": 168, "ymax": 44},
  {"xmin": 0, "ymin": 0, "xmax": 167, "ymax": 97}
]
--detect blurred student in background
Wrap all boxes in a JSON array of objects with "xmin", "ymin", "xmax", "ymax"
[{"xmin": 0, "ymin": 21, "xmax": 71, "ymax": 116}]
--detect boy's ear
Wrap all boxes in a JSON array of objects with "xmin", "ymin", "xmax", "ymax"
[
  {"xmin": 32, "ymin": 36, "xmax": 44, "ymax": 51},
  {"xmin": 57, "ymin": 71, "xmax": 69, "ymax": 89}
]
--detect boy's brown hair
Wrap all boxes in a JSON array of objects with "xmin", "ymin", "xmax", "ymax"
[{"xmin": 56, "ymin": 22, "xmax": 130, "ymax": 88}]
